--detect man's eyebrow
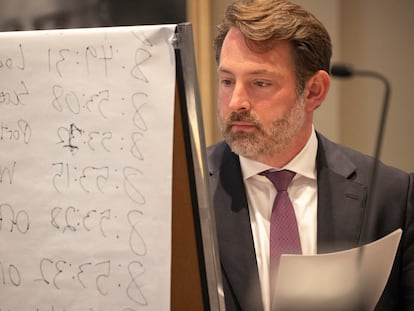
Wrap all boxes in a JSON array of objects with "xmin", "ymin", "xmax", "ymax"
[
  {"xmin": 218, "ymin": 67, "xmax": 232, "ymax": 74},
  {"xmin": 218, "ymin": 67, "xmax": 273, "ymax": 75}
]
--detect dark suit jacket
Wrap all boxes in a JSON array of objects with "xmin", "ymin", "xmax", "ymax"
[{"xmin": 207, "ymin": 133, "xmax": 414, "ymax": 311}]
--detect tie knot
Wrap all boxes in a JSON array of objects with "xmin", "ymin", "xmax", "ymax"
[{"xmin": 260, "ymin": 169, "xmax": 295, "ymax": 191}]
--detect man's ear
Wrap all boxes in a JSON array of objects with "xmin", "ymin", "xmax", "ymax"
[{"xmin": 304, "ymin": 70, "xmax": 330, "ymax": 112}]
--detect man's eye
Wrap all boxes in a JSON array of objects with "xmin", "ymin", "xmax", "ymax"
[
  {"xmin": 255, "ymin": 81, "xmax": 270, "ymax": 87},
  {"xmin": 221, "ymin": 79, "xmax": 233, "ymax": 86}
]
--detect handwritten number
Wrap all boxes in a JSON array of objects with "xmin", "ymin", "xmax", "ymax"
[
  {"xmin": 52, "ymin": 162, "xmax": 69, "ymax": 193},
  {"xmin": 64, "ymin": 90, "xmax": 80, "ymax": 114},
  {"xmin": 96, "ymin": 166, "xmax": 109, "ymax": 192},
  {"xmin": 56, "ymin": 124, "xmax": 85, "ymax": 155},
  {"xmin": 56, "ymin": 49, "xmax": 70, "ymax": 77},
  {"xmin": 86, "ymin": 130, "xmax": 112, "ymax": 152},
  {"xmin": 127, "ymin": 210, "xmax": 147, "ymax": 256},
  {"xmin": 68, "ymin": 123, "xmax": 83, "ymax": 151},
  {"xmin": 99, "ymin": 209, "xmax": 110, "ymax": 237},
  {"xmin": 14, "ymin": 80, "xmax": 29, "ymax": 106},
  {"xmin": 77, "ymin": 262, "xmax": 92, "ymax": 288},
  {"xmin": 79, "ymin": 166, "xmax": 109, "ymax": 193},
  {"xmin": 35, "ymin": 258, "xmax": 68, "ymax": 290},
  {"xmin": 130, "ymin": 132, "xmax": 144, "ymax": 160},
  {"xmin": 126, "ymin": 261, "xmax": 148, "ymax": 306},
  {"xmin": 85, "ymin": 89, "xmax": 109, "ymax": 119},
  {"xmin": 123, "ymin": 167, "xmax": 146, "ymax": 205},
  {"xmin": 85, "ymin": 45, "xmax": 113, "ymax": 77},
  {"xmin": 131, "ymin": 92, "xmax": 148, "ymax": 131},
  {"xmin": 53, "ymin": 260, "xmax": 66, "ymax": 289},
  {"xmin": 130, "ymin": 49, "xmax": 151, "ymax": 82},
  {"xmin": 50, "ymin": 207, "xmax": 62, "ymax": 230},
  {"xmin": 52, "ymin": 86, "xmax": 109, "ymax": 118},
  {"xmin": 101, "ymin": 131, "xmax": 112, "ymax": 152},
  {"xmin": 87, "ymin": 131, "xmax": 99, "ymax": 151},
  {"xmin": 82, "ymin": 209, "xmax": 97, "ymax": 232},
  {"xmin": 0, "ymin": 261, "xmax": 21, "ymax": 287},
  {"xmin": 97, "ymin": 90, "xmax": 109, "ymax": 119},
  {"xmin": 51, "ymin": 85, "xmax": 64, "ymax": 112},
  {"xmin": 79, "ymin": 167, "xmax": 89, "ymax": 193},
  {"xmin": 56, "ymin": 126, "xmax": 68, "ymax": 146},
  {"xmin": 95, "ymin": 260, "xmax": 110, "ymax": 296},
  {"xmin": 48, "ymin": 48, "xmax": 69, "ymax": 77},
  {"xmin": 63, "ymin": 206, "xmax": 77, "ymax": 233},
  {"xmin": 8, "ymin": 264, "xmax": 21, "ymax": 286},
  {"xmin": 36, "ymin": 258, "xmax": 53, "ymax": 286}
]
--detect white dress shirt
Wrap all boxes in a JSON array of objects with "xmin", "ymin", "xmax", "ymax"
[{"xmin": 239, "ymin": 129, "xmax": 318, "ymax": 311}]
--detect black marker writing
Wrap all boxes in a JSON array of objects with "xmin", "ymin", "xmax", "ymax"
[
  {"xmin": 0, "ymin": 43, "xmax": 25, "ymax": 71},
  {"xmin": 0, "ymin": 161, "xmax": 16, "ymax": 185},
  {"xmin": 126, "ymin": 261, "xmax": 147, "ymax": 306},
  {"xmin": 0, "ymin": 80, "xmax": 29, "ymax": 107},
  {"xmin": 127, "ymin": 210, "xmax": 147, "ymax": 256},
  {"xmin": 123, "ymin": 167, "xmax": 146, "ymax": 205},
  {"xmin": 85, "ymin": 44, "xmax": 113, "ymax": 77},
  {"xmin": 0, "ymin": 119, "xmax": 31, "ymax": 144},
  {"xmin": 130, "ymin": 49, "xmax": 151, "ymax": 82},
  {"xmin": 0, "ymin": 202, "xmax": 30, "ymax": 234},
  {"xmin": 0, "ymin": 261, "xmax": 22, "ymax": 287}
]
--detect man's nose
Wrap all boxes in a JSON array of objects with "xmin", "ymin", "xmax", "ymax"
[{"xmin": 229, "ymin": 83, "xmax": 251, "ymax": 112}]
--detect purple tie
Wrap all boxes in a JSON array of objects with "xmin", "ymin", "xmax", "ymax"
[{"xmin": 260, "ymin": 170, "xmax": 302, "ymax": 290}]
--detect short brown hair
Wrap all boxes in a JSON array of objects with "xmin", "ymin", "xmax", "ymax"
[{"xmin": 214, "ymin": 0, "xmax": 332, "ymax": 94}]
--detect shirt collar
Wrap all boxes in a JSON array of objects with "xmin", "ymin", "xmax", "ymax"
[{"xmin": 240, "ymin": 128, "xmax": 318, "ymax": 180}]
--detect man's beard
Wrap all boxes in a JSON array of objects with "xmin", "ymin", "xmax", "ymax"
[{"xmin": 219, "ymin": 98, "xmax": 306, "ymax": 161}]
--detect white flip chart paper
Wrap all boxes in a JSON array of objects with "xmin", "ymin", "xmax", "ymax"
[{"xmin": 0, "ymin": 24, "xmax": 176, "ymax": 311}]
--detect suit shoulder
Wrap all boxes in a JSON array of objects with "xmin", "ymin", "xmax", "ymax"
[
  {"xmin": 207, "ymin": 141, "xmax": 233, "ymax": 173},
  {"xmin": 317, "ymin": 132, "xmax": 409, "ymax": 182},
  {"xmin": 207, "ymin": 141, "xmax": 229, "ymax": 160}
]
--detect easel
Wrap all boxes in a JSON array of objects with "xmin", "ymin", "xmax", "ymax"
[{"xmin": 171, "ymin": 23, "xmax": 225, "ymax": 311}]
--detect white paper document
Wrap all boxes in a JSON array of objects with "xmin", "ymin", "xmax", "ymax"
[{"xmin": 274, "ymin": 229, "xmax": 402, "ymax": 311}]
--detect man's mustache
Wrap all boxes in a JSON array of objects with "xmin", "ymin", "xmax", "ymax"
[{"xmin": 227, "ymin": 112, "xmax": 260, "ymax": 127}]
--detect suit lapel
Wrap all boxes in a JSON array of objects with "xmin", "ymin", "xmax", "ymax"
[
  {"xmin": 209, "ymin": 143, "xmax": 263, "ymax": 310},
  {"xmin": 316, "ymin": 134, "xmax": 367, "ymax": 253},
  {"xmin": 209, "ymin": 135, "xmax": 369, "ymax": 308}
]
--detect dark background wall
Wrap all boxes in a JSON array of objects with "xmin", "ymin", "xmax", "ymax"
[{"xmin": 0, "ymin": 0, "xmax": 186, "ymax": 31}]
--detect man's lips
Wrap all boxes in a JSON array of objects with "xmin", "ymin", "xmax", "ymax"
[{"xmin": 230, "ymin": 121, "xmax": 257, "ymax": 132}]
